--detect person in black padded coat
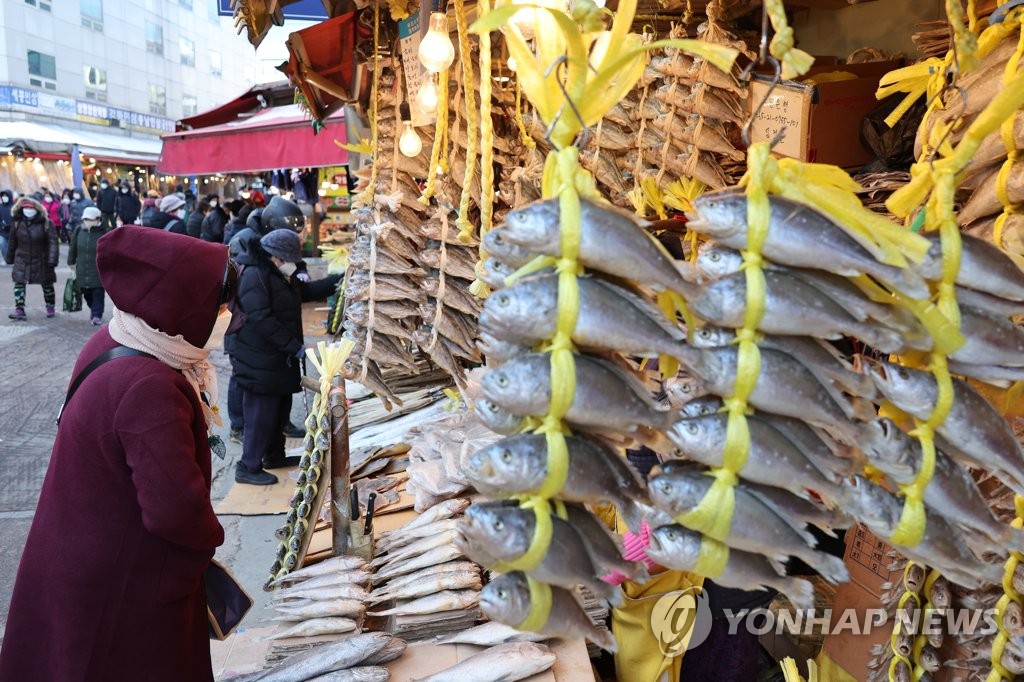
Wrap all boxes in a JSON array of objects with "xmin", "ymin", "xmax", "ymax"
[{"xmin": 229, "ymin": 229, "xmax": 340, "ymax": 485}]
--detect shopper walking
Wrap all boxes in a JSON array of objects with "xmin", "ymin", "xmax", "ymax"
[
  {"xmin": 141, "ymin": 189, "xmax": 160, "ymax": 225},
  {"xmin": 222, "ymin": 199, "xmax": 252, "ymax": 244},
  {"xmin": 115, "ymin": 183, "xmax": 141, "ymax": 225},
  {"xmin": 0, "ymin": 189, "xmax": 13, "ymax": 259},
  {"xmin": 68, "ymin": 187, "xmax": 95, "ymax": 234},
  {"xmin": 5, "ymin": 196, "xmax": 58, "ymax": 320},
  {"xmin": 95, "ymin": 178, "xmax": 118, "ymax": 230},
  {"xmin": 201, "ymin": 194, "xmax": 228, "ymax": 243},
  {"xmin": 231, "ymin": 229, "xmax": 339, "ymax": 485},
  {"xmin": 41, "ymin": 190, "xmax": 62, "ymax": 230},
  {"xmin": 67, "ymin": 206, "xmax": 109, "ymax": 325},
  {"xmin": 0, "ymin": 226, "xmax": 231, "ymax": 682},
  {"xmin": 146, "ymin": 195, "xmax": 188, "ymax": 233},
  {"xmin": 186, "ymin": 196, "xmax": 211, "ymax": 238}
]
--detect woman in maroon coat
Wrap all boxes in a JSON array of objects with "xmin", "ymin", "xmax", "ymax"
[{"xmin": 0, "ymin": 227, "xmax": 233, "ymax": 682}]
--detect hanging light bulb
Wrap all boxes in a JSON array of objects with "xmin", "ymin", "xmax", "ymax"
[
  {"xmin": 416, "ymin": 76, "xmax": 439, "ymax": 115},
  {"xmin": 418, "ymin": 1, "xmax": 455, "ymax": 73},
  {"xmin": 398, "ymin": 102, "xmax": 423, "ymax": 157},
  {"xmin": 507, "ymin": 56, "xmax": 517, "ymax": 72}
]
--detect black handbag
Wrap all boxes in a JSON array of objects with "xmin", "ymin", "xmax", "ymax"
[{"xmin": 205, "ymin": 559, "xmax": 253, "ymax": 640}]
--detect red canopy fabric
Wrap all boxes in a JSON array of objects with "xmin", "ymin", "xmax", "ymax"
[{"xmin": 158, "ymin": 105, "xmax": 348, "ymax": 174}]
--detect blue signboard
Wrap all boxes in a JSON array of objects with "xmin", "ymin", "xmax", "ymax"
[
  {"xmin": 0, "ymin": 85, "xmax": 174, "ymax": 134},
  {"xmin": 217, "ymin": 0, "xmax": 328, "ymax": 20}
]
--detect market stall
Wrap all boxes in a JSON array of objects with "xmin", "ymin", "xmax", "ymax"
[{"xmin": 214, "ymin": 0, "xmax": 1024, "ymax": 680}]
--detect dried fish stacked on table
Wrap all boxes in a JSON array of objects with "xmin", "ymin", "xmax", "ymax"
[
  {"xmin": 368, "ymin": 498, "xmax": 484, "ymax": 641},
  {"xmin": 267, "ymin": 386, "xmax": 336, "ymax": 585},
  {"xmin": 261, "ymin": 556, "xmax": 373, "ymax": 641},
  {"xmin": 402, "ymin": 409, "xmax": 502, "ymax": 511},
  {"xmin": 223, "ymin": 631, "xmax": 406, "ymax": 682},
  {"xmin": 409, "ymin": 642, "xmax": 555, "ymax": 682}
]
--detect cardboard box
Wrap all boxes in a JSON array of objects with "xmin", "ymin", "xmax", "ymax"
[
  {"xmin": 747, "ymin": 60, "xmax": 903, "ymax": 168},
  {"xmin": 818, "ymin": 525, "xmax": 902, "ymax": 681}
]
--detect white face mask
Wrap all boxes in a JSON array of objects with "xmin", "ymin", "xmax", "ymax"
[
  {"xmin": 82, "ymin": 219, "xmax": 99, "ymax": 230},
  {"xmin": 73, "ymin": 193, "xmax": 82, "ymax": 200},
  {"xmin": 121, "ymin": 189, "xmax": 129, "ymax": 194},
  {"xmin": 203, "ymin": 309, "xmax": 233, "ymax": 350},
  {"xmin": 1, "ymin": 196, "xmax": 9, "ymax": 204},
  {"xmin": 22, "ymin": 208, "xmax": 38, "ymax": 218},
  {"xmin": 210, "ymin": 200, "xmax": 218, "ymax": 208},
  {"xmin": 277, "ymin": 261, "xmax": 297, "ymax": 277},
  {"xmin": 175, "ymin": 208, "xmax": 186, "ymax": 218},
  {"xmin": 101, "ymin": 183, "xmax": 109, "ymax": 189},
  {"xmin": 62, "ymin": 197, "xmax": 71, "ymax": 204},
  {"xmin": 44, "ymin": 196, "xmax": 53, "ymax": 202}
]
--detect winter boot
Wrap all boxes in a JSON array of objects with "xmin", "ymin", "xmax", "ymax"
[
  {"xmin": 8, "ymin": 308, "xmax": 26, "ymax": 321},
  {"xmin": 45, "ymin": 306, "xmax": 55, "ymax": 318}
]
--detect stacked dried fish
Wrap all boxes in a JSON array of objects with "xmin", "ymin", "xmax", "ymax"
[
  {"xmin": 411, "ymin": 642, "xmax": 555, "ymax": 682},
  {"xmin": 403, "ymin": 410, "xmax": 501, "ymax": 511},
  {"xmin": 223, "ymin": 631, "xmax": 406, "ymax": 682},
  {"xmin": 368, "ymin": 498, "xmax": 484, "ymax": 641},
  {"xmin": 853, "ymin": 171, "xmax": 912, "ymax": 216},
  {"xmin": 913, "ymin": 20, "xmax": 952, "ymax": 61},
  {"xmin": 264, "ymin": 556, "xmax": 372, "ymax": 641}
]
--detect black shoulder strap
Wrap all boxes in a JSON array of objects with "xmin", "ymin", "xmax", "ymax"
[{"xmin": 56, "ymin": 346, "xmax": 156, "ymax": 426}]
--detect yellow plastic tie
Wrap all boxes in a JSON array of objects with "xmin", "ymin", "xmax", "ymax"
[
  {"xmin": 691, "ymin": 533, "xmax": 729, "ymax": 578},
  {"xmin": 491, "ymin": 497, "xmax": 554, "ymax": 573},
  {"xmin": 764, "ymin": 0, "xmax": 815, "ymax": 79},
  {"xmin": 875, "ymin": 58, "xmax": 950, "ymax": 128},
  {"xmin": 518, "ymin": 576, "xmax": 553, "ymax": 632}
]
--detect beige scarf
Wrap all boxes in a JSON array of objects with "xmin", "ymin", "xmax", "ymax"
[{"xmin": 109, "ymin": 308, "xmax": 222, "ymax": 430}]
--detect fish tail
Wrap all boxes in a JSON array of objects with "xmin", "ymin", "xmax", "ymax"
[
  {"xmin": 809, "ymin": 552, "xmax": 850, "ymax": 584},
  {"xmin": 850, "ymin": 398, "xmax": 879, "ymax": 424},
  {"xmin": 776, "ymin": 577, "xmax": 816, "ymax": 612},
  {"xmin": 881, "ymin": 264, "xmax": 931, "ymax": 300},
  {"xmin": 861, "ymin": 326, "xmax": 906, "ymax": 356},
  {"xmin": 619, "ymin": 498, "xmax": 649, "ymax": 534},
  {"xmin": 589, "ymin": 627, "xmax": 619, "ymax": 654}
]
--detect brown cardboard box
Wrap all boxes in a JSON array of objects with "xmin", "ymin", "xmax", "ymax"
[
  {"xmin": 747, "ymin": 60, "xmax": 904, "ymax": 168},
  {"xmin": 818, "ymin": 525, "xmax": 902, "ymax": 680}
]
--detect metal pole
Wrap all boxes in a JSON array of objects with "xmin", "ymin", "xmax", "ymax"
[{"xmin": 329, "ymin": 378, "xmax": 350, "ymax": 556}]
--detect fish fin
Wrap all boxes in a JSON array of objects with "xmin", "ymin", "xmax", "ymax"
[
  {"xmin": 619, "ymin": 497, "xmax": 650, "ymax": 535},
  {"xmin": 850, "ymin": 398, "xmax": 878, "ymax": 423},
  {"xmin": 587, "ymin": 355, "xmax": 665, "ymax": 410},
  {"xmin": 634, "ymin": 425, "xmax": 677, "ymax": 453},
  {"xmin": 588, "ymin": 276, "xmax": 687, "ymax": 340},
  {"xmin": 813, "ymin": 552, "xmax": 851, "ymax": 584},
  {"xmin": 590, "ymin": 628, "xmax": 619, "ymax": 654},
  {"xmin": 778, "ymin": 578, "xmax": 816, "ymax": 612},
  {"xmin": 883, "ymin": 265, "xmax": 931, "ymax": 300},
  {"xmin": 862, "ymin": 326, "xmax": 906, "ymax": 355}
]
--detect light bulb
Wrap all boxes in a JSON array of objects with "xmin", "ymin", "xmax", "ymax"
[
  {"xmin": 418, "ymin": 12, "xmax": 455, "ymax": 73},
  {"xmin": 416, "ymin": 78, "xmax": 439, "ymax": 115},
  {"xmin": 507, "ymin": 56, "xmax": 517, "ymax": 72},
  {"xmin": 399, "ymin": 122, "xmax": 423, "ymax": 157}
]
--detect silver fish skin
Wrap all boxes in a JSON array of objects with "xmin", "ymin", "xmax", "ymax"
[
  {"xmin": 681, "ymin": 345, "xmax": 869, "ymax": 443},
  {"xmin": 410, "ymin": 642, "xmax": 556, "ymax": 682},
  {"xmin": 366, "ymin": 589, "xmax": 480, "ymax": 617},
  {"xmin": 499, "ymin": 197, "xmax": 692, "ymax": 293},
  {"xmin": 434, "ymin": 621, "xmax": 548, "ymax": 646},
  {"xmin": 668, "ymin": 414, "xmax": 845, "ymax": 501},
  {"xmin": 840, "ymin": 476, "xmax": 1004, "ymax": 588},
  {"xmin": 476, "ymin": 332, "xmax": 530, "ymax": 364},
  {"xmin": 368, "ymin": 570, "xmax": 481, "ymax": 603},
  {"xmin": 480, "ymin": 572, "xmax": 618, "ymax": 653},
  {"xmin": 563, "ymin": 502, "xmax": 649, "ymax": 582},
  {"xmin": 371, "ymin": 545, "xmax": 465, "ymax": 583},
  {"xmin": 915, "ymin": 231, "xmax": 1024, "ymax": 300},
  {"xmin": 373, "ymin": 562, "xmax": 479, "ymax": 594},
  {"xmin": 903, "ymin": 304, "xmax": 1024, "ymax": 367},
  {"xmin": 474, "ymin": 398, "xmax": 527, "ymax": 435},
  {"xmin": 947, "ymin": 361, "xmax": 1024, "ymax": 387},
  {"xmin": 481, "ymin": 352, "xmax": 673, "ymax": 432},
  {"xmin": 459, "ymin": 503, "xmax": 621, "ymax": 605},
  {"xmin": 219, "ymin": 632, "xmax": 394, "ymax": 682},
  {"xmin": 953, "ymin": 285, "xmax": 1024, "ymax": 317},
  {"xmin": 754, "ymin": 413, "xmax": 861, "ymax": 479},
  {"xmin": 647, "ymin": 524, "xmax": 815, "ymax": 610},
  {"xmin": 273, "ymin": 600, "xmax": 366, "ymax": 621},
  {"xmin": 682, "ymin": 269, "xmax": 904, "ymax": 353},
  {"xmin": 861, "ymin": 418, "xmax": 1024, "ymax": 551},
  {"xmin": 464, "ymin": 433, "xmax": 649, "ymax": 531},
  {"xmin": 648, "ymin": 469, "xmax": 849, "ymax": 582},
  {"xmin": 267, "ymin": 617, "xmax": 358, "ymax": 640},
  {"xmin": 360, "ymin": 637, "xmax": 408, "ymax": 665},
  {"xmin": 479, "ymin": 274, "xmax": 688, "ymax": 359},
  {"xmin": 481, "ymin": 230, "xmax": 536, "ymax": 267},
  {"xmin": 664, "ymin": 375, "xmax": 709, "ymax": 407},
  {"xmin": 304, "ymin": 667, "xmax": 392, "ymax": 682},
  {"xmin": 387, "ymin": 498, "xmax": 471, "ymax": 534},
  {"xmin": 376, "ymin": 519, "xmax": 461, "ymax": 553},
  {"xmin": 687, "ymin": 191, "xmax": 930, "ymax": 298},
  {"xmin": 479, "ymin": 258, "xmax": 517, "ymax": 289},
  {"xmin": 865, "ymin": 360, "xmax": 1024, "ymax": 494},
  {"xmin": 694, "ymin": 244, "xmax": 917, "ymax": 334},
  {"xmin": 370, "ymin": 529, "xmax": 459, "ymax": 569},
  {"xmin": 271, "ymin": 556, "xmax": 368, "ymax": 583},
  {"xmin": 690, "ymin": 325, "xmax": 876, "ymax": 400},
  {"xmin": 678, "ymin": 395, "xmax": 723, "ymax": 418}
]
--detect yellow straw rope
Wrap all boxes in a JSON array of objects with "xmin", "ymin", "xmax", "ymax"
[
  {"xmin": 419, "ymin": 70, "xmax": 450, "ymax": 204},
  {"xmin": 453, "ymin": 0, "xmax": 479, "ymax": 242}
]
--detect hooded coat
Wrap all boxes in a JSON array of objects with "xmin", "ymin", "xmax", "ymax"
[
  {"xmin": 67, "ymin": 220, "xmax": 110, "ymax": 289},
  {"xmin": 147, "ymin": 210, "xmax": 187, "ymax": 234},
  {"xmin": 0, "ymin": 226, "xmax": 228, "ymax": 682},
  {"xmin": 41, "ymin": 195, "xmax": 62, "ymax": 227},
  {"xmin": 116, "ymin": 190, "xmax": 141, "ymax": 224},
  {"xmin": 69, "ymin": 194, "xmax": 96, "ymax": 228},
  {"xmin": 201, "ymin": 206, "xmax": 228, "ymax": 243},
  {"xmin": 0, "ymin": 190, "xmax": 13, "ymax": 236},
  {"xmin": 5, "ymin": 197, "xmax": 58, "ymax": 284}
]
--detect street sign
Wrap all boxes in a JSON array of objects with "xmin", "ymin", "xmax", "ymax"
[{"xmin": 216, "ymin": 0, "xmax": 328, "ymax": 21}]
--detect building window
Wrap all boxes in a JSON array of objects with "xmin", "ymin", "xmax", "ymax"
[
  {"xmin": 27, "ymin": 50, "xmax": 56, "ymax": 80},
  {"xmin": 146, "ymin": 22, "xmax": 163, "ymax": 55},
  {"xmin": 148, "ymin": 84, "xmax": 166, "ymax": 116},
  {"xmin": 179, "ymin": 37, "xmax": 195, "ymax": 67},
  {"xmin": 209, "ymin": 50, "xmax": 222, "ymax": 77},
  {"xmin": 182, "ymin": 95, "xmax": 198, "ymax": 117},
  {"xmin": 179, "ymin": 0, "xmax": 192, "ymax": 7},
  {"xmin": 25, "ymin": 0, "xmax": 53, "ymax": 12},
  {"xmin": 83, "ymin": 65, "xmax": 107, "ymax": 101},
  {"xmin": 81, "ymin": 0, "xmax": 102, "ymax": 30}
]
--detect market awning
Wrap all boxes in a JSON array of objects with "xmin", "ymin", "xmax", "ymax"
[
  {"xmin": 176, "ymin": 81, "xmax": 296, "ymax": 131},
  {"xmin": 157, "ymin": 104, "xmax": 349, "ymax": 175},
  {"xmin": 0, "ymin": 120, "xmax": 162, "ymax": 164}
]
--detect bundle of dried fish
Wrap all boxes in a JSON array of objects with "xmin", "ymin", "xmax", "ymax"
[{"xmin": 223, "ymin": 632, "xmax": 405, "ymax": 682}]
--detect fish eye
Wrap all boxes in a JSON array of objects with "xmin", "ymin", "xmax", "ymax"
[
  {"xmin": 501, "ymin": 449, "xmax": 513, "ymax": 462},
  {"xmin": 896, "ymin": 368, "xmax": 909, "ymax": 380},
  {"xmin": 493, "ymin": 233, "xmax": 505, "ymax": 244},
  {"xmin": 665, "ymin": 529, "xmax": 677, "ymax": 540},
  {"xmin": 681, "ymin": 383, "xmax": 692, "ymax": 393},
  {"xmin": 686, "ymin": 423, "xmax": 698, "ymax": 435},
  {"xmin": 498, "ymin": 588, "xmax": 507, "ymax": 599},
  {"xmin": 494, "ymin": 519, "xmax": 504, "ymax": 531},
  {"xmin": 496, "ymin": 374, "xmax": 510, "ymax": 388},
  {"xmin": 708, "ymin": 252, "xmax": 720, "ymax": 262},
  {"xmin": 497, "ymin": 294, "xmax": 510, "ymax": 307},
  {"xmin": 698, "ymin": 329, "xmax": 711, "ymax": 339},
  {"xmin": 659, "ymin": 480, "xmax": 672, "ymax": 494}
]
